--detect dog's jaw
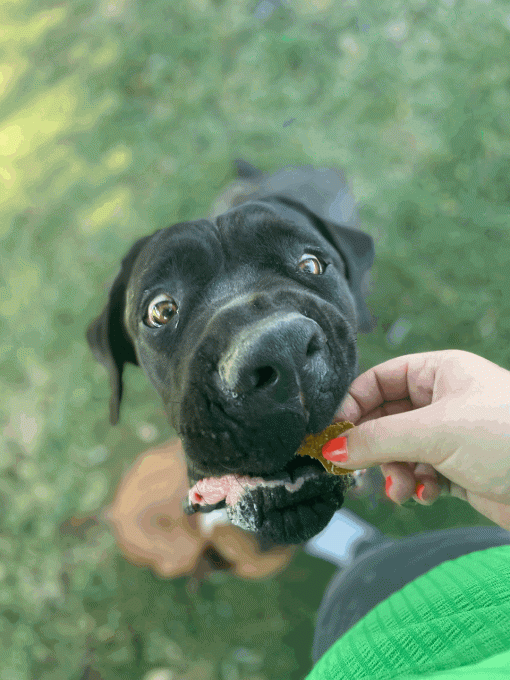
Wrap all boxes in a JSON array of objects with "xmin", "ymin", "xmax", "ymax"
[{"xmin": 183, "ymin": 458, "xmax": 355, "ymax": 545}]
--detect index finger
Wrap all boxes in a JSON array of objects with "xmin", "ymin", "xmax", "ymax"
[{"xmin": 336, "ymin": 351, "xmax": 442, "ymax": 423}]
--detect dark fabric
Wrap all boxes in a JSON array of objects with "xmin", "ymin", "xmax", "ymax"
[{"xmin": 312, "ymin": 525, "xmax": 510, "ymax": 666}]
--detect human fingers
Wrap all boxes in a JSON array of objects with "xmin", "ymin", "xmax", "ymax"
[
  {"xmin": 412, "ymin": 463, "xmax": 442, "ymax": 505},
  {"xmin": 337, "ymin": 351, "xmax": 446, "ymax": 423},
  {"xmin": 377, "ymin": 460, "xmax": 508, "ymax": 519},
  {"xmin": 379, "ymin": 462, "xmax": 416, "ymax": 504},
  {"xmin": 379, "ymin": 462, "xmax": 445, "ymax": 506},
  {"xmin": 336, "ymin": 397, "xmax": 414, "ymax": 427},
  {"xmin": 331, "ymin": 399, "xmax": 449, "ymax": 472}
]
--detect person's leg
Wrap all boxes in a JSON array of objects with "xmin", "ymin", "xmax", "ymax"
[{"xmin": 310, "ymin": 522, "xmax": 510, "ymax": 665}]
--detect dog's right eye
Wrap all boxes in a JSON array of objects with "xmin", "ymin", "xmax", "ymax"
[
  {"xmin": 298, "ymin": 254, "xmax": 325, "ymax": 275},
  {"xmin": 144, "ymin": 294, "xmax": 178, "ymax": 328}
]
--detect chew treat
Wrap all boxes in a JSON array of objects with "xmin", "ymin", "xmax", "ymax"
[{"xmin": 295, "ymin": 421, "xmax": 355, "ymax": 475}]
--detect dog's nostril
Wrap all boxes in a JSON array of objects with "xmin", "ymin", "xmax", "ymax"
[
  {"xmin": 306, "ymin": 332, "xmax": 325, "ymax": 356},
  {"xmin": 254, "ymin": 365, "xmax": 279, "ymax": 389}
]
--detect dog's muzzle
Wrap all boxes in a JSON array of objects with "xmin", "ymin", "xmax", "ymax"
[
  {"xmin": 180, "ymin": 311, "xmax": 356, "ymax": 545},
  {"xmin": 216, "ymin": 311, "xmax": 326, "ymax": 414}
]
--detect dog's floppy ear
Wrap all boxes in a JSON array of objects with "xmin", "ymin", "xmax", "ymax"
[
  {"xmin": 259, "ymin": 195, "xmax": 376, "ymax": 332},
  {"xmin": 87, "ymin": 235, "xmax": 154, "ymax": 425}
]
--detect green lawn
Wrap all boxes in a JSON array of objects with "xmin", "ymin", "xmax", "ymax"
[{"xmin": 2, "ymin": 0, "xmax": 510, "ymax": 678}]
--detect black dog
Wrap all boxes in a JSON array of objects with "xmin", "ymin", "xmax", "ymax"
[{"xmin": 87, "ymin": 161, "xmax": 375, "ymax": 546}]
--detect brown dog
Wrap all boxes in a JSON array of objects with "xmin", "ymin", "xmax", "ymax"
[{"xmin": 102, "ymin": 439, "xmax": 298, "ymax": 580}]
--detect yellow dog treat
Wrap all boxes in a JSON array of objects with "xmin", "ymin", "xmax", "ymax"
[{"xmin": 295, "ymin": 421, "xmax": 354, "ymax": 476}]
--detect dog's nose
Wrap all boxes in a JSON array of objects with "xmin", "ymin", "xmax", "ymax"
[{"xmin": 217, "ymin": 312, "xmax": 326, "ymax": 403}]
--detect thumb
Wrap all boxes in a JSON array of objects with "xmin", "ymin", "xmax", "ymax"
[{"xmin": 335, "ymin": 401, "xmax": 450, "ymax": 470}]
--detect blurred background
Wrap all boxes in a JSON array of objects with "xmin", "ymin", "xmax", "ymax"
[{"xmin": 2, "ymin": 0, "xmax": 510, "ymax": 678}]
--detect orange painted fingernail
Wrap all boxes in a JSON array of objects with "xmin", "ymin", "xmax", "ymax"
[
  {"xmin": 416, "ymin": 482, "xmax": 425, "ymax": 501},
  {"xmin": 322, "ymin": 436, "xmax": 348, "ymax": 462},
  {"xmin": 385, "ymin": 476, "xmax": 393, "ymax": 497}
]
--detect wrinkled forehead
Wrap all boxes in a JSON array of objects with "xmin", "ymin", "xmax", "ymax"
[
  {"xmin": 129, "ymin": 218, "xmax": 220, "ymax": 293},
  {"xmin": 129, "ymin": 202, "xmax": 332, "ymax": 296}
]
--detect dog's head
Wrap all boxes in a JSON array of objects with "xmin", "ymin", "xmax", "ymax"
[{"xmin": 87, "ymin": 194, "xmax": 374, "ymax": 545}]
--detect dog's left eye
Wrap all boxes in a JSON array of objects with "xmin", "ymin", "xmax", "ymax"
[
  {"xmin": 298, "ymin": 254, "xmax": 325, "ymax": 275},
  {"xmin": 144, "ymin": 293, "xmax": 178, "ymax": 328}
]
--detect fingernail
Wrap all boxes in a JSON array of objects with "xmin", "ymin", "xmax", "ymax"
[
  {"xmin": 385, "ymin": 476, "xmax": 393, "ymax": 497},
  {"xmin": 416, "ymin": 482, "xmax": 426, "ymax": 501},
  {"xmin": 322, "ymin": 436, "xmax": 348, "ymax": 463}
]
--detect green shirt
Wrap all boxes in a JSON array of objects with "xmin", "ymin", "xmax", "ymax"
[{"xmin": 305, "ymin": 544, "xmax": 510, "ymax": 679}]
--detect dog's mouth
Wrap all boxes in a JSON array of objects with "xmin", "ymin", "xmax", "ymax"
[
  {"xmin": 183, "ymin": 454, "xmax": 354, "ymax": 545},
  {"xmin": 187, "ymin": 454, "xmax": 326, "ymax": 507}
]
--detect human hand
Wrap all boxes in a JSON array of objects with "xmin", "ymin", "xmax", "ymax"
[{"xmin": 331, "ymin": 350, "xmax": 510, "ymax": 531}]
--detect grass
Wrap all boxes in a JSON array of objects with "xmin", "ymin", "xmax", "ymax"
[{"xmin": 1, "ymin": 0, "xmax": 510, "ymax": 677}]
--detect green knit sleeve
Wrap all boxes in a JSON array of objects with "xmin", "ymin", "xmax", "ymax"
[{"xmin": 305, "ymin": 545, "xmax": 510, "ymax": 680}]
